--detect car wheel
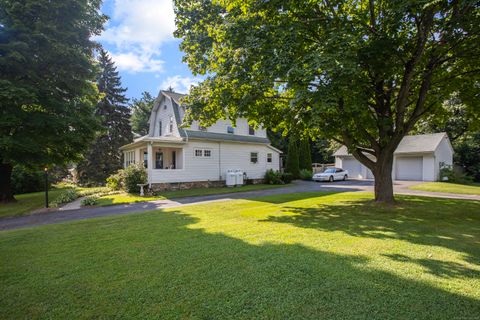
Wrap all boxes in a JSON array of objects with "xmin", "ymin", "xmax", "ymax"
[
  {"xmin": 343, "ymin": 175, "xmax": 348, "ymax": 181},
  {"xmin": 329, "ymin": 175, "xmax": 334, "ymax": 182}
]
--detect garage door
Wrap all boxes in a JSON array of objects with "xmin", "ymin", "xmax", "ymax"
[
  {"xmin": 342, "ymin": 158, "xmax": 363, "ymax": 179},
  {"xmin": 396, "ymin": 156, "xmax": 423, "ymax": 181}
]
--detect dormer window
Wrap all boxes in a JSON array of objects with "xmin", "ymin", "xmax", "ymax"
[
  {"xmin": 227, "ymin": 126, "xmax": 234, "ymax": 134},
  {"xmin": 169, "ymin": 116, "xmax": 174, "ymax": 133},
  {"xmin": 248, "ymin": 125, "xmax": 255, "ymax": 135}
]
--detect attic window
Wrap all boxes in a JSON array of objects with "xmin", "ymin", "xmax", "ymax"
[
  {"xmin": 158, "ymin": 120, "xmax": 162, "ymax": 136},
  {"xmin": 164, "ymin": 105, "xmax": 167, "ymax": 110},
  {"xmin": 249, "ymin": 125, "xmax": 255, "ymax": 135},
  {"xmin": 198, "ymin": 125, "xmax": 207, "ymax": 131},
  {"xmin": 169, "ymin": 116, "xmax": 174, "ymax": 133},
  {"xmin": 227, "ymin": 126, "xmax": 234, "ymax": 134}
]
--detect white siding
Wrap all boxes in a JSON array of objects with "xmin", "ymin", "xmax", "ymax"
[
  {"xmin": 149, "ymin": 140, "xmax": 280, "ymax": 183},
  {"xmin": 151, "ymin": 96, "xmax": 182, "ymax": 138},
  {"xmin": 188, "ymin": 118, "xmax": 267, "ymax": 138},
  {"xmin": 434, "ymin": 136, "xmax": 454, "ymax": 181}
]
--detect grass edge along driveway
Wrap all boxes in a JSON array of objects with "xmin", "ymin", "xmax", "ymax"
[
  {"xmin": 1, "ymin": 191, "xmax": 479, "ymax": 319},
  {"xmin": 410, "ymin": 181, "xmax": 480, "ymax": 195}
]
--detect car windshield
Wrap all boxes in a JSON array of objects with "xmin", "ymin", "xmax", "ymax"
[{"xmin": 324, "ymin": 168, "xmax": 335, "ymax": 173}]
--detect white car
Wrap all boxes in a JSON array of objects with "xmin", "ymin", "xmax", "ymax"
[{"xmin": 313, "ymin": 168, "xmax": 349, "ymax": 182}]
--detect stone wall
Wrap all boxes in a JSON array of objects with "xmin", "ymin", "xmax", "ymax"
[{"xmin": 150, "ymin": 178, "xmax": 265, "ymax": 192}]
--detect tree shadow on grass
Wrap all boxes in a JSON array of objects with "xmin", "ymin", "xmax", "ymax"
[
  {"xmin": 261, "ymin": 195, "xmax": 480, "ymax": 268},
  {"xmin": 1, "ymin": 209, "xmax": 479, "ymax": 319}
]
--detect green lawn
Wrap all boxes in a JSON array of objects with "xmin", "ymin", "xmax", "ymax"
[
  {"xmin": 95, "ymin": 184, "xmax": 286, "ymax": 206},
  {"xmin": 0, "ymin": 188, "xmax": 67, "ymax": 218},
  {"xmin": 1, "ymin": 192, "xmax": 479, "ymax": 319},
  {"xmin": 410, "ymin": 182, "xmax": 480, "ymax": 195}
]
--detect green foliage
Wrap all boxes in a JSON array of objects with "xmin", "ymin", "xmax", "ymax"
[
  {"xmin": 299, "ymin": 139, "xmax": 312, "ymax": 171},
  {"xmin": 174, "ymin": 0, "xmax": 480, "ymax": 202},
  {"xmin": 130, "ymin": 92, "xmax": 156, "ymax": 136},
  {"xmin": 454, "ymin": 133, "xmax": 480, "ymax": 182},
  {"xmin": 11, "ymin": 166, "xmax": 45, "ymax": 194},
  {"xmin": 264, "ymin": 169, "xmax": 283, "ymax": 185},
  {"xmin": 81, "ymin": 196, "xmax": 98, "ymax": 206},
  {"xmin": 286, "ymin": 138, "xmax": 300, "ymax": 179},
  {"xmin": 77, "ymin": 49, "xmax": 132, "ymax": 186},
  {"xmin": 51, "ymin": 189, "xmax": 79, "ymax": 207},
  {"xmin": 106, "ymin": 170, "xmax": 125, "ymax": 191},
  {"xmin": 439, "ymin": 165, "xmax": 473, "ymax": 184},
  {"xmin": 299, "ymin": 169, "xmax": 313, "ymax": 181},
  {"xmin": 280, "ymin": 172, "xmax": 293, "ymax": 184},
  {"xmin": 123, "ymin": 164, "xmax": 147, "ymax": 194},
  {"xmin": 0, "ymin": 0, "xmax": 106, "ymax": 201}
]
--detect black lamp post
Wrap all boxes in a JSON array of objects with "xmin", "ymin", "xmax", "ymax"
[{"xmin": 44, "ymin": 167, "xmax": 49, "ymax": 208}]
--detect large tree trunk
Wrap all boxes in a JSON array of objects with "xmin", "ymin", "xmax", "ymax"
[
  {"xmin": 372, "ymin": 154, "xmax": 395, "ymax": 203},
  {"xmin": 0, "ymin": 163, "xmax": 16, "ymax": 203}
]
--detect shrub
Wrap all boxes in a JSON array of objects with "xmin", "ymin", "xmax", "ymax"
[
  {"xmin": 299, "ymin": 169, "xmax": 313, "ymax": 181},
  {"xmin": 123, "ymin": 164, "xmax": 147, "ymax": 193},
  {"xmin": 264, "ymin": 169, "xmax": 283, "ymax": 185},
  {"xmin": 11, "ymin": 165, "xmax": 45, "ymax": 194},
  {"xmin": 286, "ymin": 138, "xmax": 300, "ymax": 179},
  {"xmin": 106, "ymin": 170, "xmax": 125, "ymax": 190},
  {"xmin": 440, "ymin": 164, "xmax": 473, "ymax": 184},
  {"xmin": 78, "ymin": 187, "xmax": 111, "ymax": 197},
  {"xmin": 281, "ymin": 172, "xmax": 293, "ymax": 184},
  {"xmin": 51, "ymin": 189, "xmax": 79, "ymax": 207},
  {"xmin": 81, "ymin": 196, "xmax": 98, "ymax": 206}
]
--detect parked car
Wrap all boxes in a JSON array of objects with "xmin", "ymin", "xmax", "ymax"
[{"xmin": 312, "ymin": 167, "xmax": 348, "ymax": 182}]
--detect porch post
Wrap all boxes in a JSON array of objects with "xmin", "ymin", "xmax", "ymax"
[{"xmin": 147, "ymin": 142, "xmax": 153, "ymax": 187}]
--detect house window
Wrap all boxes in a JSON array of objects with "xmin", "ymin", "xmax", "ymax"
[
  {"xmin": 125, "ymin": 151, "xmax": 135, "ymax": 167},
  {"xmin": 198, "ymin": 125, "xmax": 207, "ymax": 131},
  {"xmin": 158, "ymin": 120, "xmax": 162, "ymax": 136},
  {"xmin": 143, "ymin": 152, "xmax": 148, "ymax": 168},
  {"xmin": 169, "ymin": 116, "xmax": 174, "ymax": 133},
  {"xmin": 204, "ymin": 150, "xmax": 211, "ymax": 157},
  {"xmin": 195, "ymin": 149, "xmax": 203, "ymax": 157},
  {"xmin": 227, "ymin": 126, "xmax": 234, "ymax": 134},
  {"xmin": 250, "ymin": 152, "xmax": 258, "ymax": 164},
  {"xmin": 155, "ymin": 152, "xmax": 163, "ymax": 169},
  {"xmin": 267, "ymin": 153, "xmax": 272, "ymax": 163},
  {"xmin": 249, "ymin": 125, "xmax": 255, "ymax": 135}
]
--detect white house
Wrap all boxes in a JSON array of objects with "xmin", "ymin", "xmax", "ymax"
[
  {"xmin": 120, "ymin": 90, "xmax": 281, "ymax": 190},
  {"xmin": 334, "ymin": 132, "xmax": 453, "ymax": 181}
]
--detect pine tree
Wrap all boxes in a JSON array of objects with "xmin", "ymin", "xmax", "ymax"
[
  {"xmin": 286, "ymin": 137, "xmax": 300, "ymax": 179},
  {"xmin": 130, "ymin": 91, "xmax": 155, "ymax": 136},
  {"xmin": 299, "ymin": 139, "xmax": 312, "ymax": 171},
  {"xmin": 77, "ymin": 49, "xmax": 133, "ymax": 185}
]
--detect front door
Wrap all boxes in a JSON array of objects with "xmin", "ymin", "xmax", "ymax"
[{"xmin": 155, "ymin": 152, "xmax": 163, "ymax": 169}]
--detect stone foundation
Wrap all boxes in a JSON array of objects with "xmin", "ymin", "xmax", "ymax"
[{"xmin": 150, "ymin": 178, "xmax": 265, "ymax": 192}]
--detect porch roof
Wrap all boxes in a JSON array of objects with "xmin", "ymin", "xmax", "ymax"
[{"xmin": 120, "ymin": 135, "xmax": 186, "ymax": 150}]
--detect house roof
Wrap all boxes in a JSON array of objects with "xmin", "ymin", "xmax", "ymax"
[
  {"xmin": 161, "ymin": 91, "xmax": 186, "ymax": 105},
  {"xmin": 120, "ymin": 135, "xmax": 186, "ymax": 150},
  {"xmin": 334, "ymin": 132, "xmax": 449, "ymax": 156},
  {"xmin": 184, "ymin": 130, "xmax": 271, "ymax": 144}
]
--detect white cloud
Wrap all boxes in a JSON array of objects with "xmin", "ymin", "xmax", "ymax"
[
  {"xmin": 100, "ymin": 0, "xmax": 176, "ymax": 73},
  {"xmin": 160, "ymin": 75, "xmax": 202, "ymax": 93},
  {"xmin": 112, "ymin": 52, "xmax": 164, "ymax": 73}
]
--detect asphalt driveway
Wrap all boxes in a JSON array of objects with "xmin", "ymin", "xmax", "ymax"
[{"xmin": 1, "ymin": 179, "xmax": 478, "ymax": 231}]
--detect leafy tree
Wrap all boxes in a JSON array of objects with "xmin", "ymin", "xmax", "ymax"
[
  {"xmin": 77, "ymin": 49, "xmax": 132, "ymax": 185},
  {"xmin": 286, "ymin": 138, "xmax": 300, "ymax": 179},
  {"xmin": 455, "ymin": 133, "xmax": 480, "ymax": 182},
  {"xmin": 130, "ymin": 91, "xmax": 156, "ymax": 136},
  {"xmin": 299, "ymin": 139, "xmax": 313, "ymax": 171},
  {"xmin": 0, "ymin": 0, "xmax": 106, "ymax": 202},
  {"xmin": 174, "ymin": 0, "xmax": 480, "ymax": 203}
]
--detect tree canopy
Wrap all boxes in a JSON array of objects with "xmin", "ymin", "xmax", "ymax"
[
  {"xmin": 0, "ymin": 0, "xmax": 106, "ymax": 201},
  {"xmin": 130, "ymin": 91, "xmax": 156, "ymax": 136},
  {"xmin": 174, "ymin": 0, "xmax": 480, "ymax": 202}
]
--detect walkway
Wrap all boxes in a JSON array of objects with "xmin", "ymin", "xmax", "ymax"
[{"xmin": 1, "ymin": 180, "xmax": 478, "ymax": 231}]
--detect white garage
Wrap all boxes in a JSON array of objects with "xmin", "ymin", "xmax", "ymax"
[{"xmin": 334, "ymin": 132, "xmax": 453, "ymax": 181}]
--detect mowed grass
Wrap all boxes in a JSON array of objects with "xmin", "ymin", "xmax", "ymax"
[
  {"xmin": 410, "ymin": 182, "xmax": 480, "ymax": 195},
  {"xmin": 1, "ymin": 192, "xmax": 480, "ymax": 319},
  {"xmin": 0, "ymin": 188, "xmax": 66, "ymax": 218},
  {"xmin": 95, "ymin": 183, "xmax": 286, "ymax": 206}
]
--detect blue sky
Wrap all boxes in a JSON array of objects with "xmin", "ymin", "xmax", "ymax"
[{"xmin": 98, "ymin": 0, "xmax": 201, "ymax": 100}]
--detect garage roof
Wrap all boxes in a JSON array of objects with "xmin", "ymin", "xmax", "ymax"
[{"xmin": 334, "ymin": 132, "xmax": 448, "ymax": 156}]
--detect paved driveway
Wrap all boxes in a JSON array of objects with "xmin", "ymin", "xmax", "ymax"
[{"xmin": 1, "ymin": 180, "xmax": 478, "ymax": 231}]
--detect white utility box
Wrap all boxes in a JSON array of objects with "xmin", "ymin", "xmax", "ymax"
[
  {"xmin": 235, "ymin": 170, "xmax": 244, "ymax": 186},
  {"xmin": 226, "ymin": 170, "xmax": 236, "ymax": 187}
]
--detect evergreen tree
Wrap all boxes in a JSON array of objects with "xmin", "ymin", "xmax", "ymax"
[
  {"xmin": 130, "ymin": 91, "xmax": 156, "ymax": 136},
  {"xmin": 286, "ymin": 138, "xmax": 300, "ymax": 179},
  {"xmin": 299, "ymin": 139, "xmax": 312, "ymax": 171},
  {"xmin": 77, "ymin": 49, "xmax": 132, "ymax": 185}
]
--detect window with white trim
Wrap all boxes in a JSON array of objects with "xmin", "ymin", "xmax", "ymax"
[
  {"xmin": 249, "ymin": 125, "xmax": 255, "ymax": 135},
  {"xmin": 204, "ymin": 150, "xmax": 211, "ymax": 157},
  {"xmin": 195, "ymin": 149, "xmax": 203, "ymax": 157},
  {"xmin": 250, "ymin": 152, "xmax": 258, "ymax": 164},
  {"xmin": 198, "ymin": 125, "xmax": 207, "ymax": 131},
  {"xmin": 267, "ymin": 153, "xmax": 272, "ymax": 163},
  {"xmin": 169, "ymin": 116, "xmax": 174, "ymax": 133},
  {"xmin": 158, "ymin": 120, "xmax": 162, "ymax": 136},
  {"xmin": 125, "ymin": 151, "xmax": 135, "ymax": 167},
  {"xmin": 227, "ymin": 126, "xmax": 234, "ymax": 134}
]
